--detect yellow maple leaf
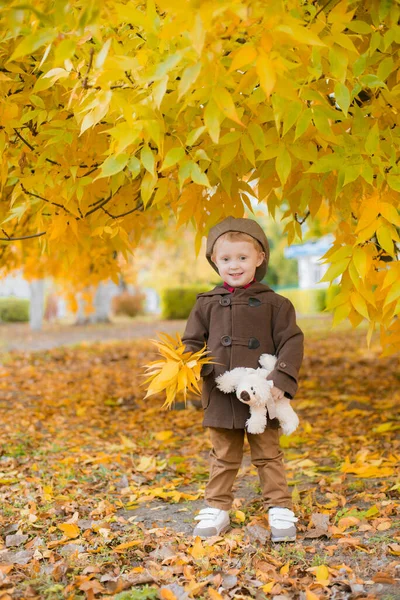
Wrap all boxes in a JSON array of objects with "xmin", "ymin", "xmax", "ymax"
[
  {"xmin": 113, "ymin": 540, "xmax": 143, "ymax": 552},
  {"xmin": 315, "ymin": 565, "xmax": 330, "ymax": 585},
  {"xmin": 262, "ymin": 581, "xmax": 275, "ymax": 593},
  {"xmin": 208, "ymin": 589, "xmax": 224, "ymax": 600},
  {"xmin": 308, "ymin": 565, "xmax": 330, "ymax": 586},
  {"xmin": 233, "ymin": 510, "xmax": 246, "ymax": 523},
  {"xmin": 280, "ymin": 562, "xmax": 290, "ymax": 575},
  {"xmin": 189, "ymin": 536, "xmax": 206, "ymax": 559},
  {"xmin": 154, "ymin": 430, "xmax": 174, "ymax": 441},
  {"xmin": 58, "ymin": 523, "xmax": 80, "ymax": 539},
  {"xmin": 43, "ymin": 485, "xmax": 53, "ymax": 501},
  {"xmin": 159, "ymin": 589, "xmax": 177, "ymax": 600}
]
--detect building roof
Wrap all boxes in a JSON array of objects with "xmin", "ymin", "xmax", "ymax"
[{"xmin": 284, "ymin": 235, "xmax": 334, "ymax": 259}]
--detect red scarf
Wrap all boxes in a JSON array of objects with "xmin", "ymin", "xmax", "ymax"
[{"xmin": 223, "ymin": 278, "xmax": 256, "ymax": 293}]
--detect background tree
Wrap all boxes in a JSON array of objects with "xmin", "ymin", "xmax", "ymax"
[{"xmin": 0, "ymin": 0, "xmax": 399, "ymax": 353}]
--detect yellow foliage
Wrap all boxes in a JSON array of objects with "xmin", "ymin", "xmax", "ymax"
[
  {"xmin": 0, "ymin": 1, "xmax": 399, "ymax": 352},
  {"xmin": 143, "ymin": 332, "xmax": 214, "ymax": 408}
]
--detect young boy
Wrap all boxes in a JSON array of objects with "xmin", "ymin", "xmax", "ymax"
[{"xmin": 182, "ymin": 216, "xmax": 304, "ymax": 542}]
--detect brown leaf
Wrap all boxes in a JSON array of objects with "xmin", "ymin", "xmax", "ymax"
[
  {"xmin": 5, "ymin": 534, "xmax": 28, "ymax": 548},
  {"xmin": 310, "ymin": 513, "xmax": 330, "ymax": 530},
  {"xmin": 0, "ymin": 550, "xmax": 34, "ymax": 565},
  {"xmin": 245, "ymin": 523, "xmax": 269, "ymax": 544},
  {"xmin": 304, "ymin": 528, "xmax": 330, "ymax": 539}
]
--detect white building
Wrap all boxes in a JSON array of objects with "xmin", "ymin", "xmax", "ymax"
[{"xmin": 284, "ymin": 235, "xmax": 334, "ymax": 289}]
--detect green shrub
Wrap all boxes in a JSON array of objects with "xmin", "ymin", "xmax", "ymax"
[
  {"xmin": 162, "ymin": 287, "xmax": 205, "ymax": 319},
  {"xmin": 324, "ymin": 284, "xmax": 340, "ymax": 309},
  {"xmin": 277, "ymin": 287, "xmax": 331, "ymax": 314},
  {"xmin": 112, "ymin": 290, "xmax": 145, "ymax": 317},
  {"xmin": 0, "ymin": 297, "xmax": 29, "ymax": 322},
  {"xmin": 315, "ymin": 288, "xmax": 327, "ymax": 312}
]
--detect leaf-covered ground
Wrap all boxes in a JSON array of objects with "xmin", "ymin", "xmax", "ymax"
[{"xmin": 0, "ymin": 319, "xmax": 399, "ymax": 600}]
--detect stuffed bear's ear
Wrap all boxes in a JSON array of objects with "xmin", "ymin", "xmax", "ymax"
[
  {"xmin": 258, "ymin": 353, "xmax": 277, "ymax": 373},
  {"xmin": 216, "ymin": 368, "xmax": 247, "ymax": 393}
]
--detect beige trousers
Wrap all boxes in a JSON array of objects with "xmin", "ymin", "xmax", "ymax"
[{"xmin": 205, "ymin": 427, "xmax": 292, "ymax": 511}]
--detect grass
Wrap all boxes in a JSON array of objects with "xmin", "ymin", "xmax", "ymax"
[
  {"xmin": 275, "ymin": 544, "xmax": 307, "ymax": 566},
  {"xmin": 115, "ymin": 587, "xmax": 158, "ymax": 600}
]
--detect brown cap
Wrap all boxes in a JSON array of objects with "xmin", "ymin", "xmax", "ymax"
[{"xmin": 206, "ymin": 217, "xmax": 269, "ymax": 281}]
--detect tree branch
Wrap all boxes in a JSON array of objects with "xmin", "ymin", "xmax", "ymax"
[
  {"xmin": 83, "ymin": 187, "xmax": 123, "ymax": 218},
  {"xmin": 101, "ymin": 203, "xmax": 143, "ymax": 219},
  {"xmin": 13, "ymin": 128, "xmax": 35, "ymax": 151},
  {"xmin": 82, "ymin": 47, "xmax": 95, "ymax": 89},
  {"xmin": 308, "ymin": 0, "xmax": 338, "ymax": 24},
  {"xmin": 0, "ymin": 229, "xmax": 46, "ymax": 241},
  {"xmin": 77, "ymin": 165, "xmax": 100, "ymax": 178},
  {"xmin": 294, "ymin": 211, "xmax": 310, "ymax": 225},
  {"xmin": 14, "ymin": 128, "xmax": 62, "ymax": 166},
  {"xmin": 125, "ymin": 71, "xmax": 135, "ymax": 85},
  {"xmin": 46, "ymin": 157, "xmax": 61, "ymax": 166},
  {"xmin": 20, "ymin": 184, "xmax": 72, "ymax": 214},
  {"xmin": 83, "ymin": 192, "xmax": 114, "ymax": 218}
]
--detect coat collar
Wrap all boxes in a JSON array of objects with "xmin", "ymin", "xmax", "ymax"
[{"xmin": 198, "ymin": 281, "xmax": 274, "ymax": 297}]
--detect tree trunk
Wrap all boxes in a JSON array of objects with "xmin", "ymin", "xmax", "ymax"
[
  {"xmin": 75, "ymin": 282, "xmax": 117, "ymax": 325},
  {"xmin": 89, "ymin": 281, "xmax": 114, "ymax": 323},
  {"xmin": 29, "ymin": 279, "xmax": 44, "ymax": 331}
]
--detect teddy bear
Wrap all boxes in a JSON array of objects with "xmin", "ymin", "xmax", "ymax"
[{"xmin": 215, "ymin": 354, "xmax": 299, "ymax": 435}]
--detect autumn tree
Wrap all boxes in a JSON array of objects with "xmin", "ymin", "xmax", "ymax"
[{"xmin": 0, "ymin": 0, "xmax": 399, "ymax": 352}]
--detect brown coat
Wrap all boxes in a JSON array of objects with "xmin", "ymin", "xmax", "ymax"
[{"xmin": 182, "ymin": 282, "xmax": 304, "ymax": 429}]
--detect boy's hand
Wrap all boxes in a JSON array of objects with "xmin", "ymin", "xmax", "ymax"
[{"xmin": 271, "ymin": 385, "xmax": 285, "ymax": 401}]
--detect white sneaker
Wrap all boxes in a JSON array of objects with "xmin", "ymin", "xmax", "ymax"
[
  {"xmin": 268, "ymin": 507, "xmax": 298, "ymax": 542},
  {"xmin": 193, "ymin": 507, "xmax": 230, "ymax": 538}
]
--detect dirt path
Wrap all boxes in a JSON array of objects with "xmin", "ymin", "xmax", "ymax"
[
  {"xmin": 0, "ymin": 315, "xmax": 334, "ymax": 355},
  {"xmin": 0, "ymin": 319, "xmax": 185, "ymax": 354}
]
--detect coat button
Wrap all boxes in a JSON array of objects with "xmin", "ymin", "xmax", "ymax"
[
  {"xmin": 248, "ymin": 337, "xmax": 260, "ymax": 349},
  {"xmin": 221, "ymin": 335, "xmax": 232, "ymax": 346},
  {"xmin": 248, "ymin": 297, "xmax": 261, "ymax": 307},
  {"xmin": 279, "ymin": 361, "xmax": 287, "ymax": 368},
  {"xmin": 219, "ymin": 296, "xmax": 231, "ymax": 306}
]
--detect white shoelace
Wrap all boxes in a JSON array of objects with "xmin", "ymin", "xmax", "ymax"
[
  {"xmin": 269, "ymin": 508, "xmax": 298, "ymax": 528},
  {"xmin": 194, "ymin": 507, "xmax": 224, "ymax": 522}
]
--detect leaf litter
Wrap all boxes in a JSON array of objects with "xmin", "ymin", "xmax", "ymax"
[{"xmin": 0, "ymin": 322, "xmax": 399, "ymax": 599}]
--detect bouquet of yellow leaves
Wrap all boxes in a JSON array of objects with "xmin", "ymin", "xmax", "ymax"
[{"xmin": 143, "ymin": 332, "xmax": 214, "ymax": 409}]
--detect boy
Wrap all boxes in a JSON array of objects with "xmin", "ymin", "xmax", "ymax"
[{"xmin": 182, "ymin": 216, "xmax": 304, "ymax": 542}]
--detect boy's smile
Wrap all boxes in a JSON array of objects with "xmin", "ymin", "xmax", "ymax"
[{"xmin": 213, "ymin": 239, "xmax": 265, "ymax": 288}]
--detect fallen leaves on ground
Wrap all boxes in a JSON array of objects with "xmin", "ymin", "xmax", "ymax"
[{"xmin": 0, "ymin": 320, "xmax": 399, "ymax": 599}]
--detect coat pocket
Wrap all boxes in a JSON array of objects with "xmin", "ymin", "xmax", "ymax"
[
  {"xmin": 200, "ymin": 363, "xmax": 214, "ymax": 377},
  {"xmin": 201, "ymin": 365, "xmax": 215, "ymax": 409},
  {"xmin": 202, "ymin": 382, "xmax": 217, "ymax": 409}
]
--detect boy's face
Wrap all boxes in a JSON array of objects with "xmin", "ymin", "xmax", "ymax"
[{"xmin": 212, "ymin": 239, "xmax": 265, "ymax": 288}]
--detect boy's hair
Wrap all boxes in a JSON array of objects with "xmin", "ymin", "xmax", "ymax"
[{"xmin": 211, "ymin": 231, "xmax": 264, "ymax": 261}]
